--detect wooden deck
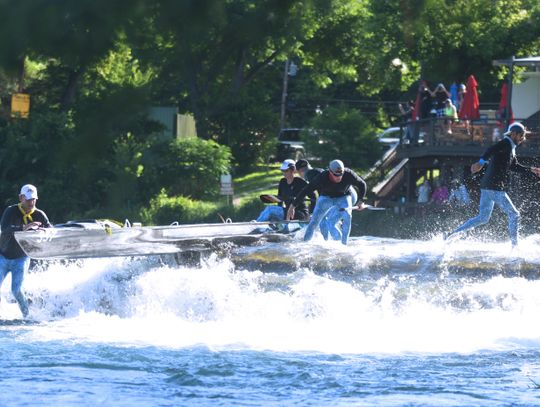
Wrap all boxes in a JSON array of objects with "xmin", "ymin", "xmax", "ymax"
[
  {"xmin": 398, "ymin": 117, "xmax": 540, "ymax": 158},
  {"xmin": 371, "ymin": 117, "xmax": 540, "ymax": 207}
]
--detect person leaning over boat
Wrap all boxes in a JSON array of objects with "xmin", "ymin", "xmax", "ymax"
[
  {"xmin": 295, "ymin": 158, "xmax": 330, "ymax": 238},
  {"xmin": 0, "ymin": 184, "xmax": 51, "ymax": 318},
  {"xmin": 287, "ymin": 159, "xmax": 367, "ymax": 245},
  {"xmin": 256, "ymin": 159, "xmax": 316, "ymax": 223},
  {"xmin": 295, "ymin": 159, "xmax": 323, "ymax": 184},
  {"xmin": 296, "ymin": 159, "xmax": 359, "ymax": 242},
  {"xmin": 444, "ymin": 122, "xmax": 540, "ymax": 247}
]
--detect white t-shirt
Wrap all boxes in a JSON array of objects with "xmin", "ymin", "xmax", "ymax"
[{"xmin": 417, "ymin": 184, "xmax": 431, "ymax": 203}]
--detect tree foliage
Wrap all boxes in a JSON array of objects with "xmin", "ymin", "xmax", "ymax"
[
  {"xmin": 141, "ymin": 137, "xmax": 232, "ymax": 200},
  {"xmin": 1, "ymin": 0, "xmax": 540, "ymax": 221},
  {"xmin": 304, "ymin": 105, "xmax": 381, "ymax": 169}
]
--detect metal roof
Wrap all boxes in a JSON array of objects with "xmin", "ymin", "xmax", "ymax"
[{"xmin": 493, "ymin": 56, "xmax": 540, "ymax": 67}]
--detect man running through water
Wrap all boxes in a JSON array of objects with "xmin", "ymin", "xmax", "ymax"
[
  {"xmin": 0, "ymin": 184, "xmax": 51, "ymax": 317},
  {"xmin": 445, "ymin": 122, "xmax": 540, "ymax": 246},
  {"xmin": 287, "ymin": 159, "xmax": 367, "ymax": 245},
  {"xmin": 296, "ymin": 159, "xmax": 359, "ymax": 241}
]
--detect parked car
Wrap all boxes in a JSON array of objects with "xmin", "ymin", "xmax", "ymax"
[
  {"xmin": 276, "ymin": 128, "xmax": 306, "ymax": 161},
  {"xmin": 377, "ymin": 127, "xmax": 401, "ymax": 152}
]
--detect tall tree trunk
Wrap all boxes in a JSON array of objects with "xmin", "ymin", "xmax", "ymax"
[
  {"xmin": 186, "ymin": 58, "xmax": 208, "ymax": 139},
  {"xmin": 60, "ymin": 68, "xmax": 84, "ymax": 111},
  {"xmin": 18, "ymin": 57, "xmax": 25, "ymax": 92}
]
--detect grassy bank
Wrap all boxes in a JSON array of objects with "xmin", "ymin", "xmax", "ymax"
[{"xmin": 232, "ymin": 165, "xmax": 281, "ymax": 206}]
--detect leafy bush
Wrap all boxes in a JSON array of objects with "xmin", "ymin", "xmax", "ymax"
[
  {"xmin": 140, "ymin": 190, "xmax": 220, "ymax": 225},
  {"xmin": 141, "ymin": 137, "xmax": 232, "ymax": 201},
  {"xmin": 140, "ymin": 189, "xmax": 269, "ymax": 226},
  {"xmin": 303, "ymin": 105, "xmax": 382, "ymax": 169},
  {"xmin": 214, "ymin": 196, "xmax": 264, "ymax": 223}
]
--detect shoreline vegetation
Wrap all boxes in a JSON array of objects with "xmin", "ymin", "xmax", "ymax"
[{"xmin": 3, "ymin": 2, "xmax": 540, "ymax": 238}]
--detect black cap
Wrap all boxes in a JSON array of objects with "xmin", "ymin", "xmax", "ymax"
[{"xmin": 295, "ymin": 159, "xmax": 310, "ymax": 170}]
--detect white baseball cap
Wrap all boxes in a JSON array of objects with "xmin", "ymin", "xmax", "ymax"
[
  {"xmin": 20, "ymin": 184, "xmax": 38, "ymax": 200},
  {"xmin": 280, "ymin": 159, "xmax": 296, "ymax": 171},
  {"xmin": 504, "ymin": 121, "xmax": 530, "ymax": 136}
]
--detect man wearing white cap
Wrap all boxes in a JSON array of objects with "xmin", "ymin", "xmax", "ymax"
[
  {"xmin": 287, "ymin": 159, "xmax": 367, "ymax": 245},
  {"xmin": 445, "ymin": 122, "xmax": 540, "ymax": 246},
  {"xmin": 256, "ymin": 159, "xmax": 316, "ymax": 223},
  {"xmin": 0, "ymin": 184, "xmax": 51, "ymax": 317}
]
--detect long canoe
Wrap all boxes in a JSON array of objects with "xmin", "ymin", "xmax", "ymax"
[{"xmin": 13, "ymin": 220, "xmax": 303, "ymax": 260}]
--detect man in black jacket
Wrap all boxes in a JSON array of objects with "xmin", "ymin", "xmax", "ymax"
[
  {"xmin": 287, "ymin": 159, "xmax": 367, "ymax": 245},
  {"xmin": 445, "ymin": 122, "xmax": 540, "ymax": 246},
  {"xmin": 256, "ymin": 159, "xmax": 316, "ymax": 223},
  {"xmin": 0, "ymin": 184, "xmax": 51, "ymax": 317}
]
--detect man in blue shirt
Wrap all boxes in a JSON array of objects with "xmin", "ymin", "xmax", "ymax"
[{"xmin": 445, "ymin": 122, "xmax": 540, "ymax": 246}]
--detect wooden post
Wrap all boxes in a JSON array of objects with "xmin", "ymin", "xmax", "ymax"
[
  {"xmin": 279, "ymin": 60, "xmax": 290, "ymax": 132},
  {"xmin": 506, "ymin": 56, "xmax": 514, "ymax": 129}
]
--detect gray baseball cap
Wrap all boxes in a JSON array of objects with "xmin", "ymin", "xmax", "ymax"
[{"xmin": 329, "ymin": 159, "xmax": 344, "ymax": 175}]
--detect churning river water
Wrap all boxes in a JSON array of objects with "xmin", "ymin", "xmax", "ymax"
[{"xmin": 3, "ymin": 234, "xmax": 540, "ymax": 406}]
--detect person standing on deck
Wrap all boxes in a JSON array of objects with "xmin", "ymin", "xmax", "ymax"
[
  {"xmin": 287, "ymin": 160, "xmax": 367, "ymax": 245},
  {"xmin": 0, "ymin": 185, "xmax": 51, "ymax": 318},
  {"xmin": 444, "ymin": 122, "xmax": 540, "ymax": 246}
]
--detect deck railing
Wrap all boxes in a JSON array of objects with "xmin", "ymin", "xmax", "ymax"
[{"xmin": 397, "ymin": 117, "xmax": 540, "ymax": 154}]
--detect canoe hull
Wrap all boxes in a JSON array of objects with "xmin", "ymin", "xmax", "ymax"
[{"xmin": 14, "ymin": 222, "xmax": 296, "ymax": 259}]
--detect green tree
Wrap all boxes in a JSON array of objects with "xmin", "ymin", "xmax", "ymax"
[
  {"xmin": 141, "ymin": 137, "xmax": 232, "ymax": 201},
  {"xmin": 366, "ymin": 0, "xmax": 540, "ymax": 100},
  {"xmin": 304, "ymin": 105, "xmax": 381, "ymax": 169}
]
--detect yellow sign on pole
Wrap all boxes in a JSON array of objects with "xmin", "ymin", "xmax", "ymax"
[{"xmin": 11, "ymin": 93, "xmax": 30, "ymax": 118}]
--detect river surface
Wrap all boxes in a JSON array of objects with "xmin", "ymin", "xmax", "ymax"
[{"xmin": 3, "ymin": 234, "xmax": 540, "ymax": 406}]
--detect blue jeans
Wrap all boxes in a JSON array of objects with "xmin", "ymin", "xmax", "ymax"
[
  {"xmin": 256, "ymin": 206, "xmax": 285, "ymax": 222},
  {"xmin": 451, "ymin": 189, "xmax": 519, "ymax": 246},
  {"xmin": 0, "ymin": 255, "xmax": 30, "ymax": 317},
  {"xmin": 304, "ymin": 195, "xmax": 353, "ymax": 245},
  {"xmin": 324, "ymin": 189, "xmax": 358, "ymax": 242}
]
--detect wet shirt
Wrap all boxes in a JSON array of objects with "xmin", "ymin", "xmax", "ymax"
[
  {"xmin": 0, "ymin": 204, "xmax": 51, "ymax": 259},
  {"xmin": 292, "ymin": 168, "xmax": 366, "ymax": 208},
  {"xmin": 305, "ymin": 168, "xmax": 323, "ymax": 184},
  {"xmin": 480, "ymin": 136, "xmax": 532, "ymax": 191},
  {"xmin": 304, "ymin": 168, "xmax": 323, "ymax": 212},
  {"xmin": 277, "ymin": 177, "xmax": 315, "ymax": 220}
]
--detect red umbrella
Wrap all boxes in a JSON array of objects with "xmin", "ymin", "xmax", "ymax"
[
  {"xmin": 458, "ymin": 75, "xmax": 480, "ymax": 120},
  {"xmin": 497, "ymin": 82, "xmax": 514, "ymax": 124}
]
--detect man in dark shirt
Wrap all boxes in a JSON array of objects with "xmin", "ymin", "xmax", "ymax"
[
  {"xmin": 0, "ymin": 184, "xmax": 51, "ymax": 317},
  {"xmin": 296, "ymin": 159, "xmax": 359, "ymax": 242},
  {"xmin": 256, "ymin": 159, "xmax": 316, "ymax": 223},
  {"xmin": 295, "ymin": 159, "xmax": 323, "ymax": 184},
  {"xmin": 445, "ymin": 122, "xmax": 540, "ymax": 246},
  {"xmin": 287, "ymin": 159, "xmax": 367, "ymax": 245}
]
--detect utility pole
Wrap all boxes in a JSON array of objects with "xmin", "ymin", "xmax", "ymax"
[
  {"xmin": 279, "ymin": 59, "xmax": 290, "ymax": 133},
  {"xmin": 506, "ymin": 55, "xmax": 514, "ymax": 129},
  {"xmin": 279, "ymin": 60, "xmax": 298, "ymax": 132}
]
